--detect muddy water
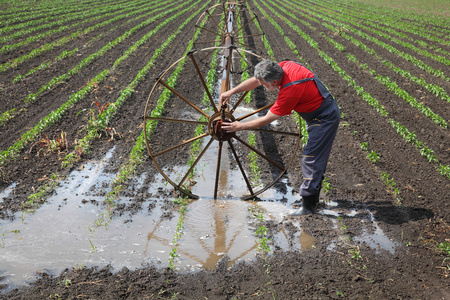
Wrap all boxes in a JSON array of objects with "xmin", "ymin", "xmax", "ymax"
[
  {"xmin": 0, "ymin": 98, "xmax": 399, "ymax": 292},
  {"xmin": 0, "ymin": 144, "xmax": 399, "ymax": 292},
  {"xmin": 0, "ymin": 146, "xmax": 298, "ymax": 291}
]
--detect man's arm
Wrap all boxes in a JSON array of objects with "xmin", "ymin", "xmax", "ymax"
[
  {"xmin": 219, "ymin": 77, "xmax": 261, "ymax": 104},
  {"xmin": 221, "ymin": 110, "xmax": 281, "ymax": 133}
]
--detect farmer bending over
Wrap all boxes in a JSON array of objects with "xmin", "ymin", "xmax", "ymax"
[{"xmin": 220, "ymin": 59, "xmax": 340, "ymax": 216}]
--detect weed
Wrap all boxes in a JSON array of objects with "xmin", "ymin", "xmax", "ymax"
[
  {"xmin": 29, "ymin": 132, "xmax": 68, "ymax": 156},
  {"xmin": 87, "ymin": 101, "xmax": 118, "ymax": 141}
]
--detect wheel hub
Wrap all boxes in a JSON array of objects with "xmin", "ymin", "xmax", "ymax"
[{"xmin": 208, "ymin": 111, "xmax": 235, "ymax": 141}]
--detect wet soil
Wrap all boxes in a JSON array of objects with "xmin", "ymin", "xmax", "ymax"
[{"xmin": 1, "ymin": 0, "xmax": 449, "ymax": 299}]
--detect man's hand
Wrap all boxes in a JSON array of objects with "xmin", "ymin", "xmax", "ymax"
[
  {"xmin": 222, "ymin": 111, "xmax": 281, "ymax": 133},
  {"xmin": 219, "ymin": 90, "xmax": 233, "ymax": 105},
  {"xmin": 221, "ymin": 121, "xmax": 241, "ymax": 133}
]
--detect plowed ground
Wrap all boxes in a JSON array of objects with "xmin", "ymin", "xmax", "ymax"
[{"xmin": 1, "ymin": 0, "xmax": 449, "ymax": 299}]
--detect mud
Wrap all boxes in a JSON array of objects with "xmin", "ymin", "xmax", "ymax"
[{"xmin": 1, "ymin": 0, "xmax": 449, "ymax": 299}]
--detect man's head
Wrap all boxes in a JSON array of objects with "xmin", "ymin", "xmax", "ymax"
[{"xmin": 254, "ymin": 60, "xmax": 283, "ymax": 91}]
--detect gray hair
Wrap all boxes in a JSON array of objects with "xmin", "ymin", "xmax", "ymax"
[{"xmin": 254, "ymin": 59, "xmax": 283, "ymax": 82}]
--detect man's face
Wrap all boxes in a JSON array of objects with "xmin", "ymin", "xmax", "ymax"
[{"xmin": 258, "ymin": 79, "xmax": 279, "ymax": 91}]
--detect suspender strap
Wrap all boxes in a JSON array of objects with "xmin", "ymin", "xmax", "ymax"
[
  {"xmin": 281, "ymin": 77, "xmax": 313, "ymax": 89},
  {"xmin": 280, "ymin": 61, "xmax": 331, "ymax": 100}
]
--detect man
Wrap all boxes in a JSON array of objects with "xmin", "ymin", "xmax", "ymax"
[{"xmin": 220, "ymin": 59, "xmax": 340, "ymax": 216}]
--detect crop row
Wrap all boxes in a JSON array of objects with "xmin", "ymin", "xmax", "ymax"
[
  {"xmin": 63, "ymin": 0, "xmax": 208, "ymax": 168},
  {"xmin": 24, "ymin": 0, "xmax": 211, "ymax": 209},
  {"xmin": 0, "ymin": 0, "xmax": 175, "ymax": 73},
  {"xmin": 326, "ymin": 6, "xmax": 450, "ymax": 57},
  {"xmin": 285, "ymin": 0, "xmax": 450, "ymax": 83},
  {"xmin": 254, "ymin": 0, "xmax": 449, "ymax": 181},
  {"xmin": 345, "ymin": 53, "xmax": 447, "ymax": 128},
  {"xmin": 1, "ymin": 0, "xmax": 183, "ymax": 126},
  {"xmin": 319, "ymin": 23, "xmax": 450, "ymax": 104},
  {"xmin": 0, "ymin": 0, "xmax": 196, "ymax": 168},
  {"xmin": 277, "ymin": 0, "xmax": 450, "ymax": 107},
  {"xmin": 316, "ymin": 0, "xmax": 450, "ymax": 49},
  {"xmin": 24, "ymin": 0, "xmax": 183, "ymax": 103},
  {"xmin": 0, "ymin": 0, "xmax": 147, "ymax": 44},
  {"xmin": 321, "ymin": 0, "xmax": 450, "ymax": 34},
  {"xmin": 275, "ymin": 0, "xmax": 449, "ymax": 125},
  {"xmin": 104, "ymin": 0, "xmax": 214, "ymax": 202},
  {"xmin": 0, "ymin": 0, "xmax": 120, "ymax": 25}
]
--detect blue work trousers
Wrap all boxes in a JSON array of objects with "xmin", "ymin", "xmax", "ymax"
[{"xmin": 299, "ymin": 96, "xmax": 340, "ymax": 196}]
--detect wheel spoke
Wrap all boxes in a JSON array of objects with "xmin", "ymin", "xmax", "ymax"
[
  {"xmin": 239, "ymin": 15, "xmax": 257, "ymax": 33},
  {"xmin": 229, "ymin": 91, "xmax": 249, "ymax": 114},
  {"xmin": 207, "ymin": 8, "xmax": 225, "ymax": 36},
  {"xmin": 236, "ymin": 102, "xmax": 274, "ymax": 121},
  {"xmin": 227, "ymin": 139, "xmax": 254, "ymax": 196},
  {"xmin": 251, "ymin": 128, "xmax": 301, "ymax": 137},
  {"xmin": 196, "ymin": 47, "xmax": 216, "ymax": 65},
  {"xmin": 194, "ymin": 24, "xmax": 221, "ymax": 36},
  {"xmin": 233, "ymin": 134, "xmax": 284, "ymax": 171},
  {"xmin": 214, "ymin": 141, "xmax": 223, "ymax": 199},
  {"xmin": 194, "ymin": 39, "xmax": 222, "ymax": 45},
  {"xmin": 159, "ymin": 79, "xmax": 210, "ymax": 118},
  {"xmin": 145, "ymin": 116, "xmax": 208, "ymax": 126},
  {"xmin": 189, "ymin": 54, "xmax": 218, "ymax": 113},
  {"xmin": 153, "ymin": 132, "xmax": 209, "ymax": 157},
  {"xmin": 177, "ymin": 137, "xmax": 214, "ymax": 188}
]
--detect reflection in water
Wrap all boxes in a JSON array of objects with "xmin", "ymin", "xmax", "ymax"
[
  {"xmin": 0, "ymin": 143, "xmax": 398, "ymax": 293},
  {"xmin": 178, "ymin": 200, "xmax": 257, "ymax": 270},
  {"xmin": 323, "ymin": 201, "xmax": 398, "ymax": 254}
]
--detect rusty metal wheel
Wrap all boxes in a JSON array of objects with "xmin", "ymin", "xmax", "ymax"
[{"xmin": 143, "ymin": 47, "xmax": 302, "ymax": 200}]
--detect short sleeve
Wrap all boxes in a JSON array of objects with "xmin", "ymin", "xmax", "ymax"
[{"xmin": 269, "ymin": 87, "xmax": 299, "ymax": 116}]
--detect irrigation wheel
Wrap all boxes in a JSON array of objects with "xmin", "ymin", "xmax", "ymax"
[{"xmin": 143, "ymin": 47, "xmax": 303, "ymax": 200}]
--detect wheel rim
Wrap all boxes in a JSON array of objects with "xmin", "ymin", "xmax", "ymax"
[{"xmin": 143, "ymin": 48, "xmax": 302, "ymax": 200}]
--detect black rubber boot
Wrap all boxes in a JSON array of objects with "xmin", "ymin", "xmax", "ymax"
[
  {"xmin": 289, "ymin": 194, "xmax": 319, "ymax": 216},
  {"xmin": 292, "ymin": 176, "xmax": 324, "ymax": 208}
]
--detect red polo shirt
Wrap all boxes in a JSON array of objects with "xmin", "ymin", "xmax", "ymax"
[{"xmin": 269, "ymin": 61, "xmax": 323, "ymax": 116}]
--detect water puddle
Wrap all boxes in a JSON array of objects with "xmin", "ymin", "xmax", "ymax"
[
  {"xmin": 321, "ymin": 200, "xmax": 398, "ymax": 254},
  {"xmin": 0, "ymin": 144, "xmax": 399, "ymax": 293},
  {"xmin": 0, "ymin": 147, "xmax": 310, "ymax": 292}
]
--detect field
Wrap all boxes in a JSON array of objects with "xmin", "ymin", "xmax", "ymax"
[{"xmin": 0, "ymin": 0, "xmax": 449, "ymax": 299}]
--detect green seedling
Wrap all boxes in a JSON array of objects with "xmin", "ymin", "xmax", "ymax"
[
  {"xmin": 349, "ymin": 245, "xmax": 362, "ymax": 260},
  {"xmin": 65, "ymin": 279, "xmax": 71, "ymax": 287},
  {"xmin": 322, "ymin": 177, "xmax": 332, "ymax": 193},
  {"xmin": 88, "ymin": 238, "xmax": 96, "ymax": 253},
  {"xmin": 360, "ymin": 142, "xmax": 368, "ymax": 151},
  {"xmin": 337, "ymin": 216, "xmax": 348, "ymax": 231},
  {"xmin": 367, "ymin": 150, "xmax": 380, "ymax": 163},
  {"xmin": 439, "ymin": 241, "xmax": 450, "ymax": 256}
]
